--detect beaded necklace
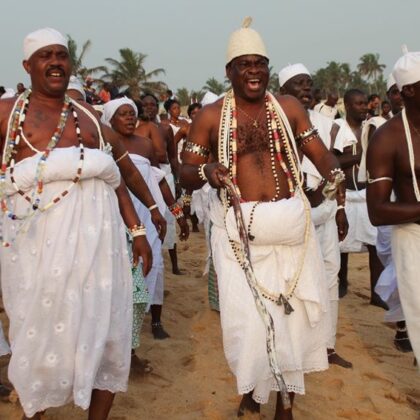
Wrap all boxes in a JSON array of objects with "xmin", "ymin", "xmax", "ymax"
[
  {"xmin": 220, "ymin": 90, "xmax": 311, "ymax": 310},
  {"xmin": 228, "ymin": 93, "xmax": 295, "ymax": 203},
  {"xmin": 0, "ymin": 90, "xmax": 85, "ymax": 247}
]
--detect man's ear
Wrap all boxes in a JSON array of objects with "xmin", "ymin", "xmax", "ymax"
[
  {"xmin": 279, "ymin": 86, "xmax": 287, "ymax": 95},
  {"xmin": 225, "ymin": 63, "xmax": 232, "ymax": 81},
  {"xmin": 22, "ymin": 59, "xmax": 31, "ymax": 75}
]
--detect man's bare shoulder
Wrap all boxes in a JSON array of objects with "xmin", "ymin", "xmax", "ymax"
[
  {"xmin": 370, "ymin": 114, "xmax": 403, "ymax": 152},
  {"xmin": 274, "ymin": 94, "xmax": 301, "ymax": 110},
  {"xmin": 193, "ymin": 99, "xmax": 223, "ymax": 127}
]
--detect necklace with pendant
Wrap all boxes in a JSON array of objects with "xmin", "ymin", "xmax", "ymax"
[{"xmin": 236, "ymin": 102, "xmax": 265, "ymax": 128}]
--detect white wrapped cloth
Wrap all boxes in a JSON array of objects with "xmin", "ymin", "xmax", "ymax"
[
  {"xmin": 210, "ymin": 192, "xmax": 330, "ymax": 403},
  {"xmin": 339, "ymin": 189, "xmax": 377, "ymax": 253},
  {"xmin": 375, "ymin": 226, "xmax": 404, "ymax": 322},
  {"xmin": 159, "ymin": 163, "xmax": 177, "ymax": 250},
  {"xmin": 0, "ymin": 147, "xmax": 133, "ymax": 417},
  {"xmin": 333, "ymin": 118, "xmax": 358, "ymax": 153},
  {"xmin": 301, "ymin": 110, "xmax": 333, "ymax": 190},
  {"xmin": 129, "ymin": 154, "xmax": 166, "ymax": 307},
  {"xmin": 358, "ymin": 116, "xmax": 386, "ymax": 183},
  {"xmin": 311, "ymin": 199, "xmax": 340, "ymax": 348},
  {"xmin": 392, "ymin": 223, "xmax": 420, "ymax": 368}
]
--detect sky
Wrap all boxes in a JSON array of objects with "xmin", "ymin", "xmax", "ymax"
[{"xmin": 0, "ymin": 0, "xmax": 418, "ymax": 93}]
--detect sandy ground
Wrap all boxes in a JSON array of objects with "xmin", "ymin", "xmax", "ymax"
[{"xmin": 0, "ymin": 227, "xmax": 419, "ymax": 419}]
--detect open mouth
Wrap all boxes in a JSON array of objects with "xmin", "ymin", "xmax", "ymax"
[
  {"xmin": 46, "ymin": 69, "xmax": 65, "ymax": 79},
  {"xmin": 301, "ymin": 95, "xmax": 312, "ymax": 104},
  {"xmin": 247, "ymin": 78, "xmax": 262, "ymax": 91}
]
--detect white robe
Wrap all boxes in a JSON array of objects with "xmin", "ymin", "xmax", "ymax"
[
  {"xmin": 392, "ymin": 223, "xmax": 420, "ymax": 368},
  {"xmin": 303, "ymin": 110, "xmax": 339, "ymax": 348},
  {"xmin": 0, "ymin": 147, "xmax": 133, "ymax": 417},
  {"xmin": 334, "ymin": 119, "xmax": 377, "ymax": 252},
  {"xmin": 210, "ymin": 192, "xmax": 330, "ymax": 403},
  {"xmin": 129, "ymin": 154, "xmax": 166, "ymax": 307},
  {"xmin": 159, "ymin": 163, "xmax": 177, "ymax": 250}
]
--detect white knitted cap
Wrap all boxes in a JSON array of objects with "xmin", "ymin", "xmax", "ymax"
[
  {"xmin": 226, "ymin": 17, "xmax": 268, "ymax": 64},
  {"xmin": 386, "ymin": 73, "xmax": 396, "ymax": 92},
  {"xmin": 392, "ymin": 46, "xmax": 420, "ymax": 90},
  {"xmin": 278, "ymin": 63, "xmax": 311, "ymax": 87},
  {"xmin": 23, "ymin": 27, "xmax": 67, "ymax": 60}
]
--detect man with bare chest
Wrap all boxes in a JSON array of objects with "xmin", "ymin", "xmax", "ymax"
[
  {"xmin": 332, "ymin": 89, "xmax": 385, "ymax": 308},
  {"xmin": 367, "ymin": 50, "xmax": 420, "ymax": 368},
  {"xmin": 0, "ymin": 28, "xmax": 165, "ymax": 419},
  {"xmin": 181, "ymin": 18, "xmax": 346, "ymax": 419}
]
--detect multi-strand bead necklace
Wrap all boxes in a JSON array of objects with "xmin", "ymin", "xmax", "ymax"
[
  {"xmin": 220, "ymin": 90, "xmax": 311, "ymax": 311},
  {"xmin": 0, "ymin": 90, "xmax": 85, "ymax": 247}
]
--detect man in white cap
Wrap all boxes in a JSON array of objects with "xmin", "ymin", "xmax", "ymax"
[
  {"xmin": 278, "ymin": 64, "xmax": 352, "ymax": 369},
  {"xmin": 0, "ymin": 27, "xmax": 167, "ymax": 419},
  {"xmin": 331, "ymin": 89, "xmax": 386, "ymax": 310},
  {"xmin": 367, "ymin": 49, "xmax": 420, "ymax": 367},
  {"xmin": 181, "ymin": 17, "xmax": 346, "ymax": 418}
]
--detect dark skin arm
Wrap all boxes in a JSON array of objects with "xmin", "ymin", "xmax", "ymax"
[
  {"xmin": 148, "ymin": 122, "xmax": 168, "ymax": 164},
  {"xmin": 366, "ymin": 124, "xmax": 420, "ymax": 225},
  {"xmin": 101, "ymin": 124, "xmax": 167, "ymax": 241},
  {"xmin": 115, "ymin": 181, "xmax": 152, "ymax": 276},
  {"xmin": 149, "ymin": 146, "xmax": 189, "ymax": 241}
]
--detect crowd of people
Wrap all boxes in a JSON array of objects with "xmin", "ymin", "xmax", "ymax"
[{"xmin": 0, "ymin": 18, "xmax": 418, "ymax": 420}]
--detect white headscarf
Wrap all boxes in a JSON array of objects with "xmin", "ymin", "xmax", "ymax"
[
  {"xmin": 226, "ymin": 17, "xmax": 268, "ymax": 64},
  {"xmin": 278, "ymin": 63, "xmax": 311, "ymax": 87},
  {"xmin": 101, "ymin": 97, "xmax": 138, "ymax": 127},
  {"xmin": 67, "ymin": 75, "xmax": 86, "ymax": 101},
  {"xmin": 23, "ymin": 27, "xmax": 67, "ymax": 60}
]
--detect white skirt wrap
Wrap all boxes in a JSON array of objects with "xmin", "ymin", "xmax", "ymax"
[
  {"xmin": 210, "ymin": 193, "xmax": 330, "ymax": 403},
  {"xmin": 392, "ymin": 223, "xmax": 420, "ymax": 367},
  {"xmin": 0, "ymin": 148, "xmax": 133, "ymax": 416}
]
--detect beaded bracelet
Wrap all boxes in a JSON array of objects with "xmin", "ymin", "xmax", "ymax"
[
  {"xmin": 169, "ymin": 202, "xmax": 184, "ymax": 220},
  {"xmin": 182, "ymin": 194, "xmax": 192, "ymax": 206},
  {"xmin": 148, "ymin": 203, "xmax": 158, "ymax": 211},
  {"xmin": 198, "ymin": 164, "xmax": 207, "ymax": 181},
  {"xmin": 129, "ymin": 223, "xmax": 147, "ymax": 237},
  {"xmin": 299, "ymin": 131, "xmax": 319, "ymax": 148}
]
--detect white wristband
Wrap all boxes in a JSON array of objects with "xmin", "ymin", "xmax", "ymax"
[{"xmin": 148, "ymin": 204, "xmax": 158, "ymax": 211}]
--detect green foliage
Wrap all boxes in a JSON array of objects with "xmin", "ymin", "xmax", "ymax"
[
  {"xmin": 66, "ymin": 35, "xmax": 106, "ymax": 81},
  {"xmin": 202, "ymin": 77, "xmax": 226, "ymax": 96},
  {"xmin": 102, "ymin": 48, "xmax": 167, "ymax": 99},
  {"xmin": 313, "ymin": 53, "xmax": 387, "ymax": 98}
]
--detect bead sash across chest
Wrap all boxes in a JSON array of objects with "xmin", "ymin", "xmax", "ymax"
[{"xmin": 0, "ymin": 90, "xmax": 85, "ymax": 247}]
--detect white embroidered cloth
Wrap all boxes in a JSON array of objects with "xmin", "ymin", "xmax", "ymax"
[{"xmin": 0, "ymin": 147, "xmax": 133, "ymax": 417}]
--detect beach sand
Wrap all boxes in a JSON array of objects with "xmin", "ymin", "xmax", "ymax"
[{"xmin": 0, "ymin": 227, "xmax": 419, "ymax": 419}]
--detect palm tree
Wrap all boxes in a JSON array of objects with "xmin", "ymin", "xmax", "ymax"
[
  {"xmin": 268, "ymin": 66, "xmax": 279, "ymax": 93},
  {"xmin": 202, "ymin": 77, "xmax": 226, "ymax": 95},
  {"xmin": 103, "ymin": 48, "xmax": 167, "ymax": 99},
  {"xmin": 176, "ymin": 87, "xmax": 190, "ymax": 106},
  {"xmin": 357, "ymin": 53, "xmax": 386, "ymax": 94},
  {"xmin": 66, "ymin": 35, "xmax": 106, "ymax": 80}
]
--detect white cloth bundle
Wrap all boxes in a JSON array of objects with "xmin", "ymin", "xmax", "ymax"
[
  {"xmin": 333, "ymin": 118, "xmax": 358, "ymax": 153},
  {"xmin": 1, "ymin": 147, "xmax": 132, "ymax": 417},
  {"xmin": 392, "ymin": 223, "xmax": 420, "ymax": 367}
]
